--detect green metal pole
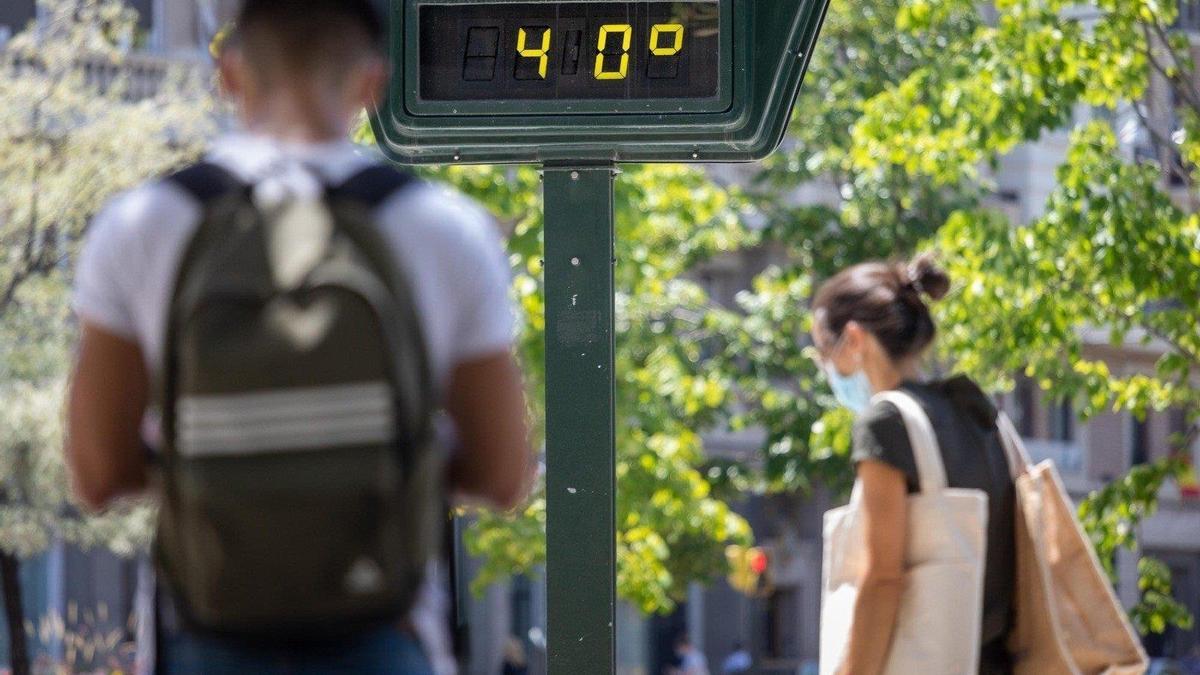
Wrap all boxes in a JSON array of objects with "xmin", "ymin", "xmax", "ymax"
[{"xmin": 543, "ymin": 165, "xmax": 617, "ymax": 674}]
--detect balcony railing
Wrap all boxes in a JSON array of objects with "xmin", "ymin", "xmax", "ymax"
[
  {"xmin": 1023, "ymin": 438, "xmax": 1085, "ymax": 477},
  {"xmin": 2, "ymin": 50, "xmax": 202, "ymax": 101}
]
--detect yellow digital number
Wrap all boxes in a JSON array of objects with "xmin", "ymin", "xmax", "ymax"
[
  {"xmin": 517, "ymin": 27, "xmax": 552, "ymax": 79},
  {"xmin": 650, "ymin": 23, "xmax": 684, "ymax": 56},
  {"xmin": 594, "ymin": 24, "xmax": 632, "ymax": 80}
]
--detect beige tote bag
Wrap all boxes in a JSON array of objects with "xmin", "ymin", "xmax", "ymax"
[
  {"xmin": 820, "ymin": 391, "xmax": 989, "ymax": 675},
  {"xmin": 997, "ymin": 414, "xmax": 1149, "ymax": 675}
]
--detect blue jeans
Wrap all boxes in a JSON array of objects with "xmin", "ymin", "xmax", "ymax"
[{"xmin": 159, "ymin": 625, "xmax": 435, "ymax": 675}]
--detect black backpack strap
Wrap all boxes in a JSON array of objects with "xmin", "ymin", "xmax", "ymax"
[
  {"xmin": 326, "ymin": 163, "xmax": 434, "ymax": 448},
  {"xmin": 331, "ymin": 164, "xmax": 418, "ymax": 209},
  {"xmin": 158, "ymin": 160, "xmax": 245, "ymax": 418},
  {"xmin": 154, "ymin": 162, "xmax": 250, "ymax": 624},
  {"xmin": 157, "ymin": 161, "xmax": 249, "ymax": 542},
  {"xmin": 166, "ymin": 161, "xmax": 243, "ymax": 205}
]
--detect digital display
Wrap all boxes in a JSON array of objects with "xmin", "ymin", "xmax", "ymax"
[{"xmin": 418, "ymin": 2, "xmax": 722, "ymax": 102}]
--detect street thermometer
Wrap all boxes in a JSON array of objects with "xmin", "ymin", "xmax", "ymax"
[{"xmin": 372, "ymin": 1, "xmax": 830, "ymax": 671}]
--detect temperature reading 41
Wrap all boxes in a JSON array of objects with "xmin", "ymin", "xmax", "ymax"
[{"xmin": 418, "ymin": 2, "xmax": 721, "ymax": 103}]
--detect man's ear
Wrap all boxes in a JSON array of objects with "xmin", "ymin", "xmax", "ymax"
[
  {"xmin": 217, "ymin": 47, "xmax": 247, "ymax": 101},
  {"xmin": 355, "ymin": 56, "xmax": 390, "ymax": 110}
]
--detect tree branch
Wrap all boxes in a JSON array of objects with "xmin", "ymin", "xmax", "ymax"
[
  {"xmin": 1055, "ymin": 276, "xmax": 1200, "ymax": 373},
  {"xmin": 1138, "ymin": 24, "xmax": 1200, "ymax": 115},
  {"xmin": 1148, "ymin": 20, "xmax": 1200, "ymax": 117},
  {"xmin": 0, "ymin": 269, "xmax": 33, "ymax": 320},
  {"xmin": 1129, "ymin": 102, "xmax": 1198, "ymax": 207}
]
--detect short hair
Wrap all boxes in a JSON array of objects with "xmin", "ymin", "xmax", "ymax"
[{"xmin": 233, "ymin": 0, "xmax": 386, "ymax": 86}]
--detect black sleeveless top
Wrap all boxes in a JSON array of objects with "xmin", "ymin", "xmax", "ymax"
[{"xmin": 851, "ymin": 375, "xmax": 1016, "ymax": 674}]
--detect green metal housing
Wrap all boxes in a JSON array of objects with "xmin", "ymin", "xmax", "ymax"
[{"xmin": 372, "ymin": 0, "xmax": 831, "ymax": 164}]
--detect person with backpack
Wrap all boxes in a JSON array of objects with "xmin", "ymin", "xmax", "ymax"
[
  {"xmin": 64, "ymin": 1, "xmax": 532, "ymax": 672},
  {"xmin": 810, "ymin": 256, "xmax": 1017, "ymax": 675}
]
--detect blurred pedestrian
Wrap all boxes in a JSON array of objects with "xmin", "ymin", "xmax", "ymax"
[
  {"xmin": 720, "ymin": 641, "xmax": 751, "ymax": 674},
  {"xmin": 501, "ymin": 636, "xmax": 528, "ymax": 675},
  {"xmin": 667, "ymin": 634, "xmax": 709, "ymax": 675},
  {"xmin": 64, "ymin": 0, "xmax": 533, "ymax": 673},
  {"xmin": 811, "ymin": 255, "xmax": 1015, "ymax": 675}
]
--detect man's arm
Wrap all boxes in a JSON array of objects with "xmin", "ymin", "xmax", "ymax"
[
  {"xmin": 444, "ymin": 350, "xmax": 533, "ymax": 511},
  {"xmin": 65, "ymin": 322, "xmax": 151, "ymax": 511}
]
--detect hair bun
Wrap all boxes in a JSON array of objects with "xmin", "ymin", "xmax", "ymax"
[{"xmin": 907, "ymin": 253, "xmax": 950, "ymax": 301}]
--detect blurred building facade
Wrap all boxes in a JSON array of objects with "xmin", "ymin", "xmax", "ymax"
[
  {"xmin": 0, "ymin": 0, "xmax": 238, "ymax": 55},
  {"xmin": 0, "ymin": 1, "xmax": 235, "ymax": 670}
]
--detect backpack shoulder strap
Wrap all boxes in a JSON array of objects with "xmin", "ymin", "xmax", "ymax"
[
  {"xmin": 159, "ymin": 161, "xmax": 247, "ymax": 455},
  {"xmin": 331, "ymin": 164, "xmax": 418, "ymax": 209},
  {"xmin": 166, "ymin": 161, "xmax": 243, "ymax": 205},
  {"xmin": 325, "ymin": 163, "xmax": 433, "ymax": 444}
]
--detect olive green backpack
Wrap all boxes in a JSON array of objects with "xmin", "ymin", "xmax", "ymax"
[{"xmin": 156, "ymin": 162, "xmax": 442, "ymax": 641}]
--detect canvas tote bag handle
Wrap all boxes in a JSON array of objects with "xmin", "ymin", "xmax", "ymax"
[
  {"xmin": 872, "ymin": 391, "xmax": 948, "ymax": 495},
  {"xmin": 996, "ymin": 412, "xmax": 1033, "ymax": 479}
]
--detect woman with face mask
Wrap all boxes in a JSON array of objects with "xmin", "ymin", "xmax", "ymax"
[{"xmin": 811, "ymin": 255, "xmax": 1017, "ymax": 675}]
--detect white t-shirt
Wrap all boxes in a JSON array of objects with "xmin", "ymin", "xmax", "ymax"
[
  {"xmin": 74, "ymin": 132, "xmax": 515, "ymax": 675},
  {"xmin": 75, "ymin": 132, "xmax": 514, "ymax": 394}
]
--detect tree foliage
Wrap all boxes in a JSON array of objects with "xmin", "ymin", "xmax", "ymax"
[
  {"xmin": 853, "ymin": 0, "xmax": 1199, "ymax": 634},
  {"xmin": 416, "ymin": 163, "xmax": 757, "ymax": 614},
  {"xmin": 378, "ymin": 1, "xmax": 1200, "ymax": 633},
  {"xmin": 0, "ymin": 0, "xmax": 213, "ymax": 559},
  {"xmin": 716, "ymin": 0, "xmax": 987, "ymax": 501},
  {"xmin": 0, "ymin": 0, "xmax": 1187, "ymax": 638},
  {"xmin": 877, "ymin": 0, "xmax": 1198, "ymax": 635}
]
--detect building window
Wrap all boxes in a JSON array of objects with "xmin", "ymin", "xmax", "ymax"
[
  {"xmin": 1177, "ymin": 0, "xmax": 1200, "ymax": 31},
  {"xmin": 1049, "ymin": 399, "xmax": 1074, "ymax": 443},
  {"xmin": 0, "ymin": 0, "xmax": 35, "ymax": 37},
  {"xmin": 1014, "ymin": 378, "xmax": 1037, "ymax": 438},
  {"xmin": 1168, "ymin": 409, "xmax": 1190, "ymax": 453},
  {"xmin": 510, "ymin": 574, "xmax": 534, "ymax": 646},
  {"xmin": 649, "ymin": 607, "xmax": 689, "ymax": 675},
  {"xmin": 763, "ymin": 588, "xmax": 802, "ymax": 660},
  {"xmin": 1165, "ymin": 90, "xmax": 1192, "ymax": 187},
  {"xmin": 1131, "ymin": 414, "xmax": 1151, "ymax": 467}
]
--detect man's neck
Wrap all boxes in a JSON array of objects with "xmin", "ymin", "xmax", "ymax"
[
  {"xmin": 247, "ymin": 120, "xmax": 349, "ymax": 144},
  {"xmin": 241, "ymin": 94, "xmax": 354, "ymax": 144}
]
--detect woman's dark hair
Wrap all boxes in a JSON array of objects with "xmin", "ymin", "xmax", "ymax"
[{"xmin": 812, "ymin": 253, "xmax": 951, "ymax": 361}]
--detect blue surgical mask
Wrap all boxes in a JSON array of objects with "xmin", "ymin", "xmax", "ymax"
[{"xmin": 824, "ymin": 363, "xmax": 872, "ymax": 414}]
